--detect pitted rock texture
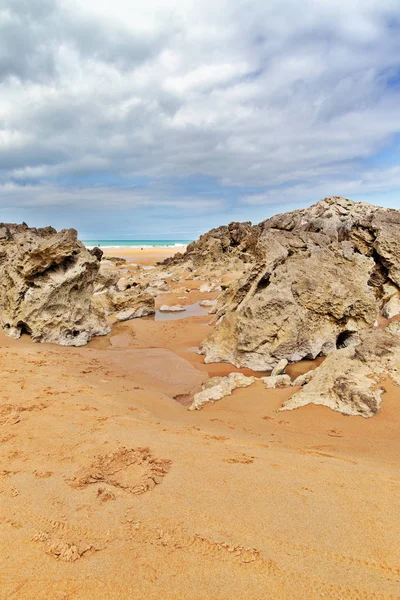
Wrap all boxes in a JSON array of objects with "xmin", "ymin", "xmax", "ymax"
[
  {"xmin": 93, "ymin": 288, "xmax": 155, "ymax": 322},
  {"xmin": 190, "ymin": 197, "xmax": 400, "ymax": 370},
  {"xmin": 163, "ymin": 221, "xmax": 260, "ymax": 274},
  {"xmin": 282, "ymin": 328, "xmax": 400, "ymax": 417},
  {"xmin": 0, "ymin": 223, "xmax": 110, "ymax": 345},
  {"xmin": 189, "ymin": 372, "xmax": 255, "ymax": 411}
]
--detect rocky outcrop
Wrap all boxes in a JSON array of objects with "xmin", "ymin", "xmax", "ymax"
[
  {"xmin": 163, "ymin": 221, "xmax": 261, "ymax": 275},
  {"xmin": 193, "ymin": 197, "xmax": 400, "ymax": 370},
  {"xmin": 282, "ymin": 328, "xmax": 400, "ymax": 417},
  {"xmin": 0, "ymin": 223, "xmax": 109, "ymax": 345},
  {"xmin": 93, "ymin": 288, "xmax": 155, "ymax": 322},
  {"xmin": 189, "ymin": 372, "xmax": 255, "ymax": 410},
  {"xmin": 89, "ymin": 246, "xmax": 103, "ymax": 262}
]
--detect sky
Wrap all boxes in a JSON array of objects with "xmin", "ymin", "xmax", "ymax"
[{"xmin": 1, "ymin": 0, "xmax": 400, "ymax": 239}]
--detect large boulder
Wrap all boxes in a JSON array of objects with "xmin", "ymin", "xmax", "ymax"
[
  {"xmin": 0, "ymin": 223, "xmax": 109, "ymax": 345},
  {"xmin": 200, "ymin": 241, "xmax": 377, "ymax": 370},
  {"xmin": 195, "ymin": 197, "xmax": 400, "ymax": 370},
  {"xmin": 282, "ymin": 328, "xmax": 400, "ymax": 417}
]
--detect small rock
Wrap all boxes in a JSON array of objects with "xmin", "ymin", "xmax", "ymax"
[
  {"xmin": 116, "ymin": 277, "xmax": 140, "ymax": 292},
  {"xmin": 199, "ymin": 283, "xmax": 214, "ymax": 293},
  {"xmin": 89, "ymin": 247, "xmax": 103, "ymax": 262},
  {"xmin": 292, "ymin": 370, "xmax": 314, "ymax": 386},
  {"xmin": 271, "ymin": 359, "xmax": 288, "ymax": 376},
  {"xmin": 93, "ymin": 288, "xmax": 155, "ymax": 321},
  {"xmin": 382, "ymin": 294, "xmax": 400, "ymax": 319},
  {"xmin": 199, "ymin": 300, "xmax": 217, "ymax": 307},
  {"xmin": 116, "ymin": 306, "xmax": 155, "ymax": 321},
  {"xmin": 189, "ymin": 372, "xmax": 255, "ymax": 410},
  {"xmin": 261, "ymin": 375, "xmax": 292, "ymax": 388},
  {"xmin": 159, "ymin": 305, "xmax": 186, "ymax": 313}
]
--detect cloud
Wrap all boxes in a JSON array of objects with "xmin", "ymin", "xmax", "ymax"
[
  {"xmin": 0, "ymin": 182, "xmax": 226, "ymax": 212},
  {"xmin": 1, "ymin": 0, "xmax": 400, "ymax": 235}
]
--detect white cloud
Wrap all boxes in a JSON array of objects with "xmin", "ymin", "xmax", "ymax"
[
  {"xmin": 0, "ymin": 0, "xmax": 400, "ymax": 228},
  {"xmin": 0, "ymin": 182, "xmax": 226, "ymax": 212},
  {"xmin": 242, "ymin": 165, "xmax": 400, "ymax": 206}
]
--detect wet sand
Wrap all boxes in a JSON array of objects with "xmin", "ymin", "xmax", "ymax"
[{"xmin": 1, "ymin": 250, "xmax": 400, "ymax": 599}]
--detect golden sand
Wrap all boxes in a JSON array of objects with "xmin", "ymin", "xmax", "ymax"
[
  {"xmin": 1, "ymin": 247, "xmax": 399, "ymax": 599},
  {"xmin": 102, "ymin": 245, "xmax": 182, "ymax": 265}
]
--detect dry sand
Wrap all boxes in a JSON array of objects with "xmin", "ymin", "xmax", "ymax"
[
  {"xmin": 1, "ymin": 247, "xmax": 400, "ymax": 599},
  {"xmin": 102, "ymin": 246, "xmax": 182, "ymax": 265}
]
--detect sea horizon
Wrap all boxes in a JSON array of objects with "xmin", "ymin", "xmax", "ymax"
[{"xmin": 82, "ymin": 239, "xmax": 192, "ymax": 249}]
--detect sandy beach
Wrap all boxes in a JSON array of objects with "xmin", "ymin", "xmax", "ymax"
[
  {"xmin": 1, "ymin": 245, "xmax": 400, "ymax": 600},
  {"xmin": 102, "ymin": 246, "xmax": 186, "ymax": 265},
  {"xmin": 3, "ymin": 0, "xmax": 400, "ymax": 595}
]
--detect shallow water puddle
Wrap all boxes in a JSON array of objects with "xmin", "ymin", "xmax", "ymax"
[{"xmin": 155, "ymin": 302, "xmax": 209, "ymax": 321}]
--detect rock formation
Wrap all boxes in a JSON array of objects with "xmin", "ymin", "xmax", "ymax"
[
  {"xmin": 261, "ymin": 374, "xmax": 292, "ymax": 388},
  {"xmin": 199, "ymin": 299, "xmax": 217, "ymax": 308},
  {"xmin": 189, "ymin": 372, "xmax": 255, "ymax": 410},
  {"xmin": 89, "ymin": 246, "xmax": 103, "ymax": 262},
  {"xmin": 93, "ymin": 288, "xmax": 155, "ymax": 322},
  {"xmin": 0, "ymin": 223, "xmax": 109, "ymax": 345},
  {"xmin": 282, "ymin": 328, "xmax": 400, "ymax": 417},
  {"xmin": 164, "ymin": 221, "xmax": 260, "ymax": 274},
  {"xmin": 171, "ymin": 197, "xmax": 400, "ymax": 371},
  {"xmin": 159, "ymin": 305, "xmax": 186, "ymax": 312},
  {"xmin": 94, "ymin": 260, "xmax": 120, "ymax": 293}
]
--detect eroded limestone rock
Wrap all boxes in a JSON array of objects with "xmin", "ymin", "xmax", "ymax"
[
  {"xmin": 93, "ymin": 288, "xmax": 155, "ymax": 322},
  {"xmin": 381, "ymin": 283, "xmax": 400, "ymax": 319},
  {"xmin": 200, "ymin": 243, "xmax": 376, "ymax": 370},
  {"xmin": 0, "ymin": 223, "xmax": 109, "ymax": 345},
  {"xmin": 163, "ymin": 221, "xmax": 260, "ymax": 275},
  {"xmin": 292, "ymin": 370, "xmax": 314, "ymax": 387},
  {"xmin": 189, "ymin": 373, "xmax": 255, "ymax": 410},
  {"xmin": 281, "ymin": 329, "xmax": 400, "ymax": 417},
  {"xmin": 195, "ymin": 197, "xmax": 400, "ymax": 370},
  {"xmin": 261, "ymin": 374, "xmax": 291, "ymax": 388},
  {"xmin": 199, "ymin": 299, "xmax": 217, "ymax": 308},
  {"xmin": 271, "ymin": 359, "xmax": 288, "ymax": 376},
  {"xmin": 159, "ymin": 305, "xmax": 186, "ymax": 313},
  {"xmin": 94, "ymin": 262, "xmax": 120, "ymax": 292}
]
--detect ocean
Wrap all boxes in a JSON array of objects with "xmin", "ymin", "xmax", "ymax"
[{"xmin": 82, "ymin": 239, "xmax": 192, "ymax": 249}]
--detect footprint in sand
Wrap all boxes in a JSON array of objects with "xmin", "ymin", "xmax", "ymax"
[
  {"xmin": 224, "ymin": 454, "xmax": 255, "ymax": 464},
  {"xmin": 327, "ymin": 428, "xmax": 344, "ymax": 437},
  {"xmin": 70, "ymin": 447, "xmax": 172, "ymax": 496}
]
